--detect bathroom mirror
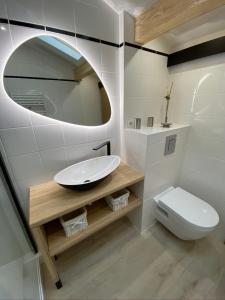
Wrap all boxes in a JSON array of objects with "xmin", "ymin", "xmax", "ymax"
[{"xmin": 3, "ymin": 35, "xmax": 111, "ymax": 126}]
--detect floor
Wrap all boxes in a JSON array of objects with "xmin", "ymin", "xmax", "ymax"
[
  {"xmin": 0, "ymin": 258, "xmax": 24, "ymax": 300},
  {"xmin": 44, "ymin": 218, "xmax": 225, "ymax": 300}
]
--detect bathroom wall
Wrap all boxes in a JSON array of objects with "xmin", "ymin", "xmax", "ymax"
[
  {"xmin": 123, "ymin": 13, "xmax": 190, "ymax": 232},
  {"xmin": 124, "ymin": 13, "xmax": 170, "ymax": 127},
  {"xmin": 125, "ymin": 125, "xmax": 189, "ymax": 232},
  {"xmin": 169, "ymin": 53, "xmax": 225, "ymax": 239},
  {"xmin": 0, "ymin": 0, "xmax": 120, "ymax": 217}
]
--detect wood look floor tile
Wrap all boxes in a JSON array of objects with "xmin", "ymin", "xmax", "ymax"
[{"xmin": 44, "ymin": 218, "xmax": 225, "ymax": 300}]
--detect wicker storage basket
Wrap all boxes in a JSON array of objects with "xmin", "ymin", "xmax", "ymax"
[
  {"xmin": 60, "ymin": 207, "xmax": 88, "ymax": 237},
  {"xmin": 105, "ymin": 189, "xmax": 130, "ymax": 211}
]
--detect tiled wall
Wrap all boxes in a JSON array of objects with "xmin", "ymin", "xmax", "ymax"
[
  {"xmin": 169, "ymin": 53, "xmax": 225, "ymax": 239},
  {"xmin": 0, "ymin": 0, "xmax": 120, "ymax": 217},
  {"xmin": 124, "ymin": 13, "xmax": 170, "ymax": 127},
  {"xmin": 125, "ymin": 126, "xmax": 189, "ymax": 232}
]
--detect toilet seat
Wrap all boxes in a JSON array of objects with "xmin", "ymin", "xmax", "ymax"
[{"xmin": 155, "ymin": 187, "xmax": 219, "ymax": 230}]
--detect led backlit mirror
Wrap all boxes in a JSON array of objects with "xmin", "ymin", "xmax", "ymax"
[{"xmin": 4, "ymin": 35, "xmax": 111, "ymax": 126}]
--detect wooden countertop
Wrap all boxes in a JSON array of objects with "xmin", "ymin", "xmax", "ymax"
[{"xmin": 29, "ymin": 162, "xmax": 144, "ymax": 228}]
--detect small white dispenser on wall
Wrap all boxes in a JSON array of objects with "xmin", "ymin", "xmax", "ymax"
[{"xmin": 125, "ymin": 124, "xmax": 190, "ymax": 232}]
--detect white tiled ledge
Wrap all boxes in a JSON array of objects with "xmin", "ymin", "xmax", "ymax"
[{"xmin": 125, "ymin": 123, "xmax": 190, "ymax": 136}]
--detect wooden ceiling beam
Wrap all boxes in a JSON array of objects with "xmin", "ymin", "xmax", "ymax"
[{"xmin": 135, "ymin": 0, "xmax": 225, "ymax": 45}]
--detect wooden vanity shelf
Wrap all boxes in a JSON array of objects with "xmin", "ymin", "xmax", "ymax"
[{"xmin": 29, "ymin": 162, "xmax": 144, "ymax": 289}]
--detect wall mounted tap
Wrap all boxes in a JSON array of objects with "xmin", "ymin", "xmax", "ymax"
[{"xmin": 93, "ymin": 141, "xmax": 111, "ymax": 156}]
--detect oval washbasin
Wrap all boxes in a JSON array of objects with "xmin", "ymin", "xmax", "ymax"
[{"xmin": 54, "ymin": 155, "xmax": 121, "ymax": 190}]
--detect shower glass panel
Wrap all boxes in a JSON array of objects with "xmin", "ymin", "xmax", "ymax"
[{"xmin": 0, "ymin": 171, "xmax": 41, "ymax": 300}]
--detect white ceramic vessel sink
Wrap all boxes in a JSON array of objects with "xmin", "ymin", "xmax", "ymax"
[{"xmin": 54, "ymin": 155, "xmax": 120, "ymax": 190}]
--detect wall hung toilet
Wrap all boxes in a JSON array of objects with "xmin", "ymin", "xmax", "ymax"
[{"xmin": 154, "ymin": 187, "xmax": 219, "ymax": 240}]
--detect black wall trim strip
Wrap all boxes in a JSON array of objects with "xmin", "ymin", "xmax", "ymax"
[
  {"xmin": 9, "ymin": 19, "xmax": 45, "ymax": 30},
  {"xmin": 125, "ymin": 42, "xmax": 142, "ymax": 50},
  {"xmin": 168, "ymin": 36, "xmax": 225, "ymax": 67},
  {"xmin": 4, "ymin": 75, "xmax": 79, "ymax": 82},
  {"xmin": 0, "ymin": 150, "xmax": 37, "ymax": 253},
  {"xmin": 101, "ymin": 39, "xmax": 120, "ymax": 48},
  {"xmin": 1, "ymin": 17, "xmax": 168, "ymax": 54},
  {"xmin": 46, "ymin": 26, "xmax": 75, "ymax": 37},
  {"xmin": 76, "ymin": 33, "xmax": 101, "ymax": 43},
  {"xmin": 0, "ymin": 18, "xmax": 8, "ymax": 24},
  {"xmin": 0, "ymin": 17, "xmax": 122, "ymax": 48},
  {"xmin": 125, "ymin": 42, "xmax": 168, "ymax": 57}
]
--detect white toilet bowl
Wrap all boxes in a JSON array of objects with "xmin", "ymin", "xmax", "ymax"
[{"xmin": 153, "ymin": 187, "xmax": 219, "ymax": 240}]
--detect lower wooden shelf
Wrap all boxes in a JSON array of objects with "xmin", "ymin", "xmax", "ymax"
[{"xmin": 45, "ymin": 193, "xmax": 141, "ymax": 256}]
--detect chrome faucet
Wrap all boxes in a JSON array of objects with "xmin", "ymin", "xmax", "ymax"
[{"xmin": 93, "ymin": 141, "xmax": 111, "ymax": 156}]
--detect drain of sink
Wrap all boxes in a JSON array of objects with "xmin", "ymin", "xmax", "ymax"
[{"xmin": 84, "ymin": 179, "xmax": 91, "ymax": 183}]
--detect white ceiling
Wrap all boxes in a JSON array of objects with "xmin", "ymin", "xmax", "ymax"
[{"xmin": 104, "ymin": 0, "xmax": 157, "ymax": 16}]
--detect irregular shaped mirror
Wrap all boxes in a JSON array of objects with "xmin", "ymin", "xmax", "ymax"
[{"xmin": 4, "ymin": 35, "xmax": 111, "ymax": 126}]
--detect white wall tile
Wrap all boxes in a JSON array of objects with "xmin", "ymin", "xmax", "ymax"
[
  {"xmin": 98, "ymin": 2, "xmax": 115, "ymax": 42},
  {"xmin": 87, "ymin": 126, "xmax": 108, "ymax": 143},
  {"xmin": 144, "ymin": 156, "xmax": 181, "ymax": 200},
  {"xmin": 44, "ymin": 0, "xmax": 75, "ymax": 32},
  {"xmin": 75, "ymin": 0, "xmax": 116, "ymax": 43},
  {"xmin": 0, "ymin": 127, "xmax": 37, "ymax": 156},
  {"xmin": 193, "ymin": 93, "xmax": 225, "ymax": 117},
  {"xmin": 186, "ymin": 132, "xmax": 225, "ymax": 162},
  {"xmin": 0, "ymin": 0, "xmax": 7, "ymax": 18},
  {"xmin": 191, "ymin": 116, "xmax": 225, "ymax": 139},
  {"xmin": 76, "ymin": 38, "xmax": 102, "ymax": 76},
  {"xmin": 124, "ymin": 130, "xmax": 147, "ymax": 172},
  {"xmin": 0, "ymin": 98, "xmax": 31, "ymax": 129},
  {"xmin": 9, "ymin": 152, "xmax": 45, "ymax": 181},
  {"xmin": 40, "ymin": 147, "xmax": 67, "ymax": 175},
  {"xmin": 125, "ymin": 97, "xmax": 160, "ymax": 126},
  {"xmin": 170, "ymin": 54, "xmax": 225, "ymax": 239},
  {"xmin": 102, "ymin": 72, "xmax": 118, "ymax": 97},
  {"xmin": 101, "ymin": 44, "xmax": 118, "ymax": 73},
  {"xmin": 0, "ymin": 24, "xmax": 13, "ymax": 63},
  {"xmin": 75, "ymin": 1, "xmax": 101, "ymax": 39},
  {"xmin": 34, "ymin": 125, "xmax": 64, "ymax": 151},
  {"xmin": 125, "ymin": 73, "xmax": 153, "ymax": 98},
  {"xmin": 62, "ymin": 124, "xmax": 88, "ymax": 146},
  {"xmin": 30, "ymin": 112, "xmax": 61, "ymax": 126},
  {"xmin": 6, "ymin": 0, "xmax": 44, "ymax": 25},
  {"xmin": 148, "ymin": 128, "xmax": 187, "ymax": 145},
  {"xmin": 125, "ymin": 47, "xmax": 157, "ymax": 76},
  {"xmin": 65, "ymin": 140, "xmax": 105, "ymax": 165},
  {"xmin": 10, "ymin": 25, "xmax": 44, "ymax": 49},
  {"xmin": 197, "ymin": 67, "xmax": 224, "ymax": 94}
]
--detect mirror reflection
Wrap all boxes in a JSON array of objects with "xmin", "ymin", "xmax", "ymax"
[{"xmin": 4, "ymin": 35, "xmax": 111, "ymax": 126}]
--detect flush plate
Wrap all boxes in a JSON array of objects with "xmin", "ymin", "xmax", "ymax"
[{"xmin": 164, "ymin": 134, "xmax": 177, "ymax": 155}]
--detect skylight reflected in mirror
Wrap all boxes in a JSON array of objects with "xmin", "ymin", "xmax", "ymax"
[{"xmin": 39, "ymin": 36, "xmax": 82, "ymax": 61}]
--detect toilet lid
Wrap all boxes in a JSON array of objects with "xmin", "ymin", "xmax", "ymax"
[{"xmin": 158, "ymin": 187, "xmax": 219, "ymax": 228}]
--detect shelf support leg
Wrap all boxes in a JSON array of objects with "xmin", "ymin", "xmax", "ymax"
[{"xmin": 32, "ymin": 226, "xmax": 62, "ymax": 288}]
